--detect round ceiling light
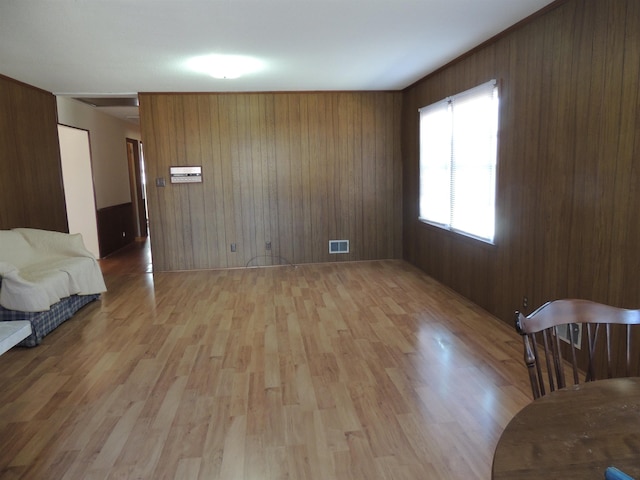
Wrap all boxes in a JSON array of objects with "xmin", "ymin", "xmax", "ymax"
[{"xmin": 186, "ymin": 54, "xmax": 264, "ymax": 79}]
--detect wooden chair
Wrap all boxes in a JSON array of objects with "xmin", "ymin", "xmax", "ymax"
[{"xmin": 515, "ymin": 299, "xmax": 640, "ymax": 399}]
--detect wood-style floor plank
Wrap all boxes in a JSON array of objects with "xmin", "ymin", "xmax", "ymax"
[{"xmin": 0, "ymin": 240, "xmax": 532, "ymax": 479}]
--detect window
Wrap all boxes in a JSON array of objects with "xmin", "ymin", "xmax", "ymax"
[{"xmin": 419, "ymin": 80, "xmax": 499, "ymax": 243}]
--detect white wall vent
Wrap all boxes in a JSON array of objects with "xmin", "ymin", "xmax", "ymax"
[
  {"xmin": 556, "ymin": 323, "xmax": 582, "ymax": 349},
  {"xmin": 329, "ymin": 240, "xmax": 349, "ymax": 254}
]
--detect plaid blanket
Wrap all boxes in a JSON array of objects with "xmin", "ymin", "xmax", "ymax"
[{"xmin": 0, "ymin": 293, "xmax": 100, "ymax": 347}]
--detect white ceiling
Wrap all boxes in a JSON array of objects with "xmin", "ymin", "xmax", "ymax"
[{"xmin": 0, "ymin": 0, "xmax": 555, "ymax": 123}]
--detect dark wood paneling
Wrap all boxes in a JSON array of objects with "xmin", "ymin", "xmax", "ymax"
[
  {"xmin": 139, "ymin": 92, "xmax": 403, "ymax": 271},
  {"xmin": 0, "ymin": 75, "xmax": 68, "ymax": 232},
  {"xmin": 96, "ymin": 202, "xmax": 135, "ymax": 258},
  {"xmin": 402, "ymin": 0, "xmax": 640, "ymax": 324},
  {"xmin": 126, "ymin": 138, "xmax": 147, "ymax": 238}
]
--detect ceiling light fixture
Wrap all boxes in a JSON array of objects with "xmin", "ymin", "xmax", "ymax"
[{"xmin": 186, "ymin": 54, "xmax": 264, "ymax": 79}]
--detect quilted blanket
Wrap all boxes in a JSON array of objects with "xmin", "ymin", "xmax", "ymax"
[{"xmin": 0, "ymin": 228, "xmax": 106, "ymax": 312}]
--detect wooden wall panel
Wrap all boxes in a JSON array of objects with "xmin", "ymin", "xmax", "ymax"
[
  {"xmin": 402, "ymin": 0, "xmax": 640, "ymax": 325},
  {"xmin": 96, "ymin": 202, "xmax": 135, "ymax": 258},
  {"xmin": 0, "ymin": 75, "xmax": 67, "ymax": 232},
  {"xmin": 139, "ymin": 91, "xmax": 402, "ymax": 271}
]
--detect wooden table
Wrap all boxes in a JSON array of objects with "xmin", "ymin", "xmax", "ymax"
[{"xmin": 492, "ymin": 377, "xmax": 640, "ymax": 479}]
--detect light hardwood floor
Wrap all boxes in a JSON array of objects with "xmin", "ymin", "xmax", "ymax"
[{"xmin": 0, "ymin": 240, "xmax": 532, "ymax": 479}]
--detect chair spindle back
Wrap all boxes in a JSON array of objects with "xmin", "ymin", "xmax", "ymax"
[{"xmin": 516, "ymin": 299, "xmax": 640, "ymax": 399}]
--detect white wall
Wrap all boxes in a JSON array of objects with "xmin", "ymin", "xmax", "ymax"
[{"xmin": 56, "ymin": 97, "xmax": 141, "ymax": 209}]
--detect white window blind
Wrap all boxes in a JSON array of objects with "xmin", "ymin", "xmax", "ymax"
[{"xmin": 419, "ymin": 79, "xmax": 499, "ymax": 243}]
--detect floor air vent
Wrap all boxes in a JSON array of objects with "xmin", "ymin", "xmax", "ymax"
[{"xmin": 329, "ymin": 240, "xmax": 349, "ymax": 254}]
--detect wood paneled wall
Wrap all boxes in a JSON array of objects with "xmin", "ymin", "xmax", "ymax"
[
  {"xmin": 139, "ymin": 92, "xmax": 402, "ymax": 271},
  {"xmin": 402, "ymin": 0, "xmax": 640, "ymax": 324},
  {"xmin": 0, "ymin": 75, "xmax": 68, "ymax": 232},
  {"xmin": 96, "ymin": 202, "xmax": 135, "ymax": 258}
]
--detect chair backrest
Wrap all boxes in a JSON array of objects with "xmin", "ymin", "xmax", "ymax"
[{"xmin": 515, "ymin": 299, "xmax": 640, "ymax": 399}]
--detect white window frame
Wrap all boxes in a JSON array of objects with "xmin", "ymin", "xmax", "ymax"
[{"xmin": 418, "ymin": 79, "xmax": 499, "ymax": 244}]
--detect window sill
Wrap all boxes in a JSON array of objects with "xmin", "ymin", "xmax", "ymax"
[{"xmin": 417, "ymin": 219, "xmax": 497, "ymax": 249}]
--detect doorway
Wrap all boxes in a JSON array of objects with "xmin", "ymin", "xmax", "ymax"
[
  {"xmin": 126, "ymin": 138, "xmax": 148, "ymax": 239},
  {"xmin": 58, "ymin": 124, "xmax": 100, "ymax": 258}
]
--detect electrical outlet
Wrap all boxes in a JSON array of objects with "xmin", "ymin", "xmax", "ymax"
[
  {"xmin": 265, "ymin": 241, "xmax": 271, "ymax": 251},
  {"xmin": 523, "ymin": 296, "xmax": 528, "ymax": 309},
  {"xmin": 230, "ymin": 243, "xmax": 236, "ymax": 252}
]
